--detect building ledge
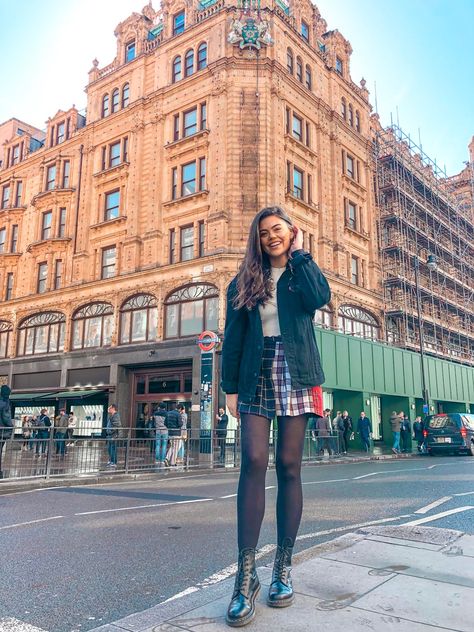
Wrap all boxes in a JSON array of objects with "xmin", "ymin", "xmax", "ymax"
[
  {"xmin": 342, "ymin": 173, "xmax": 366, "ymax": 192},
  {"xmin": 32, "ymin": 187, "xmax": 76, "ymax": 203},
  {"xmin": 93, "ymin": 162, "xmax": 130, "ymax": 179},
  {"xmin": 89, "ymin": 216, "xmax": 127, "ymax": 231},
  {"xmin": 26, "ymin": 237, "xmax": 72, "ymax": 253},
  {"xmin": 165, "ymin": 129, "xmax": 210, "ymax": 151},
  {"xmin": 163, "ymin": 189, "xmax": 209, "ymax": 208},
  {"xmin": 284, "ymin": 133, "xmax": 317, "ymax": 159},
  {"xmin": 344, "ymin": 222, "xmax": 370, "ymax": 241},
  {"xmin": 285, "ymin": 191, "xmax": 318, "ymax": 213}
]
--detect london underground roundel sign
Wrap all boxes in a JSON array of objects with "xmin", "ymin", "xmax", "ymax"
[{"xmin": 197, "ymin": 330, "xmax": 220, "ymax": 352}]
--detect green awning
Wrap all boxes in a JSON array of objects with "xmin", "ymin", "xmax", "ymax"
[
  {"xmin": 9, "ymin": 392, "xmax": 56, "ymax": 402},
  {"xmin": 50, "ymin": 389, "xmax": 106, "ymax": 400}
]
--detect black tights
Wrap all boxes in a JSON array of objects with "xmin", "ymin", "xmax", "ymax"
[{"xmin": 237, "ymin": 413, "xmax": 308, "ymax": 550}]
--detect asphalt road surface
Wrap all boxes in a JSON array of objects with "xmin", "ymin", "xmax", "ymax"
[{"xmin": 1, "ymin": 455, "xmax": 473, "ymax": 632}]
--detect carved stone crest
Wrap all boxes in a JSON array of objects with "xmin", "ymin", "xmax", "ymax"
[{"xmin": 228, "ymin": 16, "xmax": 273, "ymax": 50}]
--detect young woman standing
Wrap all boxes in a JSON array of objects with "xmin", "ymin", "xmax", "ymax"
[{"xmin": 221, "ymin": 206, "xmax": 330, "ymax": 626}]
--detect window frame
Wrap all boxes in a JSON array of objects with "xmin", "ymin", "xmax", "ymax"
[
  {"xmin": 183, "ymin": 107, "xmax": 198, "ymax": 137},
  {"xmin": 111, "ymin": 88, "xmax": 120, "ymax": 113},
  {"xmin": 181, "ymin": 161, "xmax": 197, "ymax": 197},
  {"xmin": 14, "ymin": 181, "xmax": 22, "ymax": 207},
  {"xmin": 172, "ymin": 56, "xmax": 182, "ymax": 83},
  {"xmin": 287, "ymin": 48, "xmax": 294, "ymax": 74},
  {"xmin": 102, "ymin": 93, "xmax": 110, "ymax": 118},
  {"xmin": 58, "ymin": 208, "xmax": 66, "ymax": 238},
  {"xmin": 37, "ymin": 262, "xmax": 48, "ymax": 293},
  {"xmin": 292, "ymin": 113, "xmax": 303, "ymax": 142},
  {"xmin": 72, "ymin": 303, "xmax": 114, "ymax": 350},
  {"xmin": 104, "ymin": 190, "xmax": 120, "ymax": 221},
  {"xmin": 41, "ymin": 210, "xmax": 53, "ymax": 240},
  {"xmin": 173, "ymin": 10, "xmax": 185, "ymax": 36},
  {"xmin": 5, "ymin": 274, "xmax": 13, "ymax": 302},
  {"xmin": 164, "ymin": 284, "xmax": 219, "ymax": 340},
  {"xmin": 292, "ymin": 166, "xmax": 304, "ymax": 200},
  {"xmin": 197, "ymin": 42, "xmax": 207, "ymax": 70},
  {"xmin": 54, "ymin": 259, "xmax": 63, "ymax": 290},
  {"xmin": 180, "ymin": 225, "xmax": 194, "ymax": 262},
  {"xmin": 184, "ymin": 49, "xmax": 194, "ymax": 77},
  {"xmin": 301, "ymin": 20, "xmax": 309, "ymax": 42},
  {"xmin": 125, "ymin": 40, "xmax": 136, "ymax": 62},
  {"xmin": 46, "ymin": 164, "xmax": 56, "ymax": 191},
  {"xmin": 1, "ymin": 185, "xmax": 9, "ymax": 210},
  {"xmin": 119, "ymin": 294, "xmax": 158, "ymax": 345},
  {"xmin": 0, "ymin": 228, "xmax": 5, "ymax": 253},
  {"xmin": 305, "ymin": 65, "xmax": 312, "ymax": 90},
  {"xmin": 62, "ymin": 160, "xmax": 70, "ymax": 188},
  {"xmin": 17, "ymin": 312, "xmax": 65, "ymax": 356},
  {"xmin": 10, "ymin": 224, "xmax": 18, "ymax": 253},
  {"xmin": 101, "ymin": 246, "xmax": 117, "ymax": 280},
  {"xmin": 122, "ymin": 83, "xmax": 130, "ymax": 108}
]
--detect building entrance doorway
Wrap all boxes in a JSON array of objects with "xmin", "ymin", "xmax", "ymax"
[{"xmin": 131, "ymin": 364, "xmax": 192, "ymax": 437}]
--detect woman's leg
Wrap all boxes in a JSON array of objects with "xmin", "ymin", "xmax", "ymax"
[
  {"xmin": 237, "ymin": 413, "xmax": 271, "ymax": 550},
  {"xmin": 275, "ymin": 415, "xmax": 308, "ymax": 547}
]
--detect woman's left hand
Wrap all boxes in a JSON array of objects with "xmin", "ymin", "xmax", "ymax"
[{"xmin": 289, "ymin": 225, "xmax": 304, "ymax": 254}]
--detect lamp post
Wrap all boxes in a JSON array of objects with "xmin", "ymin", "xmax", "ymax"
[{"xmin": 413, "ymin": 253, "xmax": 437, "ymax": 413}]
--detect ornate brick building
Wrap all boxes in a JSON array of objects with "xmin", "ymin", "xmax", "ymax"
[{"xmin": 0, "ymin": 0, "xmax": 388, "ymax": 428}]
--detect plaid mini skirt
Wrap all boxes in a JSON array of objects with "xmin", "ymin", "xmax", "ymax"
[{"xmin": 238, "ymin": 336, "xmax": 324, "ymax": 420}]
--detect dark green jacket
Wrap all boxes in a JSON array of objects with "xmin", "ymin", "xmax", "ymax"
[{"xmin": 221, "ymin": 249, "xmax": 330, "ymax": 402}]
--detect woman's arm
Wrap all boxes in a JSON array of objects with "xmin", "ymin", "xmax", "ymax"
[
  {"xmin": 221, "ymin": 280, "xmax": 247, "ymax": 395},
  {"xmin": 289, "ymin": 249, "xmax": 331, "ymax": 314}
]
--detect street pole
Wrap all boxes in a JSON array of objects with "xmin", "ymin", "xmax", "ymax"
[{"xmin": 413, "ymin": 256, "xmax": 429, "ymax": 411}]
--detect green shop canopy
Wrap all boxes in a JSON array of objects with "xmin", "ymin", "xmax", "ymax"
[
  {"xmin": 49, "ymin": 389, "xmax": 107, "ymax": 400},
  {"xmin": 9, "ymin": 392, "xmax": 56, "ymax": 402}
]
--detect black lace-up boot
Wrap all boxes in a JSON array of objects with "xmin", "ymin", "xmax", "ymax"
[
  {"xmin": 225, "ymin": 547, "xmax": 260, "ymax": 627},
  {"xmin": 267, "ymin": 537, "xmax": 294, "ymax": 607}
]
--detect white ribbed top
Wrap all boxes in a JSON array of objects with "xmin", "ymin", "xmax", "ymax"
[{"xmin": 259, "ymin": 266, "xmax": 285, "ymax": 336}]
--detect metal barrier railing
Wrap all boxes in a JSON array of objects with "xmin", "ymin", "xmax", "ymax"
[{"xmin": 0, "ymin": 427, "xmax": 342, "ymax": 481}]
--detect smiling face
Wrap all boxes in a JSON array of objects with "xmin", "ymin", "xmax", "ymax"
[{"xmin": 259, "ymin": 214, "xmax": 293, "ymax": 267}]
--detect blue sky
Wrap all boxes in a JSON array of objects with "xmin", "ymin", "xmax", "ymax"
[{"xmin": 1, "ymin": 0, "xmax": 472, "ymax": 175}]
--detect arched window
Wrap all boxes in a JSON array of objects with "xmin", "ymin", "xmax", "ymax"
[
  {"xmin": 305, "ymin": 64, "xmax": 312, "ymax": 90},
  {"xmin": 338, "ymin": 305, "xmax": 379, "ymax": 340},
  {"xmin": 17, "ymin": 312, "xmax": 65, "ymax": 356},
  {"xmin": 165, "ymin": 284, "xmax": 218, "ymax": 339},
  {"xmin": 315, "ymin": 306, "xmax": 333, "ymax": 329},
  {"xmin": 341, "ymin": 97, "xmax": 347, "ymax": 120},
  {"xmin": 111, "ymin": 88, "xmax": 120, "ymax": 113},
  {"xmin": 72, "ymin": 302, "xmax": 114, "ymax": 350},
  {"xmin": 120, "ymin": 294, "xmax": 158, "ymax": 344},
  {"xmin": 197, "ymin": 42, "xmax": 207, "ymax": 70},
  {"xmin": 172, "ymin": 56, "xmax": 182, "ymax": 83},
  {"xmin": 355, "ymin": 110, "xmax": 361, "ymax": 132},
  {"xmin": 101, "ymin": 94, "xmax": 110, "ymax": 118},
  {"xmin": 184, "ymin": 49, "xmax": 194, "ymax": 77},
  {"xmin": 122, "ymin": 83, "xmax": 130, "ymax": 108},
  {"xmin": 296, "ymin": 56, "xmax": 303, "ymax": 82},
  {"xmin": 0, "ymin": 320, "xmax": 12, "ymax": 358},
  {"xmin": 348, "ymin": 104, "xmax": 354, "ymax": 127},
  {"xmin": 287, "ymin": 48, "xmax": 294, "ymax": 74}
]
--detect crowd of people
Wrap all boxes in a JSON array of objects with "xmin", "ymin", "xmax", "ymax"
[
  {"xmin": 309, "ymin": 409, "xmax": 374, "ymax": 454},
  {"xmin": 390, "ymin": 411, "xmax": 425, "ymax": 454},
  {"xmin": 20, "ymin": 409, "xmax": 77, "ymax": 457}
]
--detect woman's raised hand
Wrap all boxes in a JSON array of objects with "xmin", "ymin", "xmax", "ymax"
[
  {"xmin": 226, "ymin": 393, "xmax": 239, "ymax": 419},
  {"xmin": 289, "ymin": 225, "xmax": 304, "ymax": 254}
]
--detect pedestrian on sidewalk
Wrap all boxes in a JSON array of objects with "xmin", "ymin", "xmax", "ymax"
[
  {"xmin": 413, "ymin": 416, "xmax": 425, "ymax": 453},
  {"xmin": 357, "ymin": 412, "xmax": 372, "ymax": 452},
  {"xmin": 21, "ymin": 416, "xmax": 32, "ymax": 450},
  {"xmin": 36, "ymin": 409, "xmax": 51, "ymax": 457},
  {"xmin": 400, "ymin": 412, "xmax": 411, "ymax": 452},
  {"xmin": 54, "ymin": 408, "xmax": 69, "ymax": 457},
  {"xmin": 106, "ymin": 403, "xmax": 121, "ymax": 467},
  {"xmin": 67, "ymin": 412, "xmax": 77, "ymax": 446},
  {"xmin": 316, "ymin": 410, "xmax": 333, "ymax": 456},
  {"xmin": 341, "ymin": 410, "xmax": 353, "ymax": 453},
  {"xmin": 334, "ymin": 410, "xmax": 344, "ymax": 455},
  {"xmin": 154, "ymin": 403, "xmax": 169, "ymax": 467},
  {"xmin": 176, "ymin": 404, "xmax": 188, "ymax": 465},
  {"xmin": 221, "ymin": 206, "xmax": 330, "ymax": 627},
  {"xmin": 216, "ymin": 407, "xmax": 229, "ymax": 465},
  {"xmin": 390, "ymin": 411, "xmax": 401, "ymax": 454},
  {"xmin": 164, "ymin": 404, "xmax": 182, "ymax": 467}
]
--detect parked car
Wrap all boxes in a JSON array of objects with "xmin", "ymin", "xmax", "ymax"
[{"xmin": 424, "ymin": 413, "xmax": 474, "ymax": 456}]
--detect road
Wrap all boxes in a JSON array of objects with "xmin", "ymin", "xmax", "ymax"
[{"xmin": 0, "ymin": 455, "xmax": 473, "ymax": 632}]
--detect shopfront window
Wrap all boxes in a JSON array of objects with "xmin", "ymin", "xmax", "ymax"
[
  {"xmin": 0, "ymin": 320, "xmax": 12, "ymax": 358},
  {"xmin": 164, "ymin": 283, "xmax": 218, "ymax": 339},
  {"xmin": 17, "ymin": 312, "xmax": 65, "ymax": 356},
  {"xmin": 72, "ymin": 302, "xmax": 114, "ymax": 349},
  {"xmin": 119, "ymin": 294, "xmax": 158, "ymax": 344}
]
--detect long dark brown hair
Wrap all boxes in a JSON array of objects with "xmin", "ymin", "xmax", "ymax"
[{"xmin": 234, "ymin": 206, "xmax": 294, "ymax": 310}]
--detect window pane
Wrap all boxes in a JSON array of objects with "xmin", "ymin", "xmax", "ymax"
[
  {"xmin": 84, "ymin": 317, "xmax": 102, "ymax": 347},
  {"xmin": 165, "ymin": 303, "xmax": 178, "ymax": 338},
  {"xmin": 148, "ymin": 308, "xmax": 158, "ymax": 340},
  {"xmin": 48, "ymin": 323, "xmax": 58, "ymax": 352},
  {"xmin": 183, "ymin": 108, "xmax": 197, "ymax": 136},
  {"xmin": 182, "ymin": 162, "xmax": 196, "ymax": 195},
  {"xmin": 110, "ymin": 143, "xmax": 121, "ymax": 167},
  {"xmin": 131, "ymin": 309, "xmax": 147, "ymax": 342},
  {"xmin": 0, "ymin": 332, "xmax": 7, "ymax": 358},
  {"xmin": 34, "ymin": 325, "xmax": 48, "ymax": 354},
  {"xmin": 105, "ymin": 191, "xmax": 120, "ymax": 220},
  {"xmin": 181, "ymin": 300, "xmax": 203, "ymax": 336},
  {"xmin": 120, "ymin": 311, "xmax": 131, "ymax": 344},
  {"xmin": 181, "ymin": 226, "xmax": 194, "ymax": 261},
  {"xmin": 205, "ymin": 297, "xmax": 218, "ymax": 331},
  {"xmin": 72, "ymin": 320, "xmax": 83, "ymax": 349},
  {"xmin": 25, "ymin": 328, "xmax": 34, "ymax": 355},
  {"xmin": 58, "ymin": 322, "xmax": 65, "ymax": 350},
  {"xmin": 103, "ymin": 314, "xmax": 114, "ymax": 345}
]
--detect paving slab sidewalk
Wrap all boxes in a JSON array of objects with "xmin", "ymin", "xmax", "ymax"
[{"xmin": 90, "ymin": 525, "xmax": 474, "ymax": 632}]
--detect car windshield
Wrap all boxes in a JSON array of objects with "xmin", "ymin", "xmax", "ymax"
[{"xmin": 425, "ymin": 415, "xmax": 460, "ymax": 429}]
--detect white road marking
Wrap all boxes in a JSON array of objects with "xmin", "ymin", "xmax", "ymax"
[
  {"xmin": 297, "ymin": 514, "xmax": 413, "ymax": 541},
  {"xmin": 352, "ymin": 472, "xmax": 381, "ymax": 480},
  {"xmin": 74, "ymin": 497, "xmax": 213, "ymax": 516},
  {"xmin": 302, "ymin": 478, "xmax": 350, "ymax": 485},
  {"xmin": 414, "ymin": 496, "xmax": 452, "ymax": 514},
  {"xmin": 0, "ymin": 516, "xmax": 64, "ymax": 531},
  {"xmin": 402, "ymin": 506, "xmax": 474, "ymax": 527},
  {"xmin": 220, "ymin": 493, "xmax": 237, "ymax": 499},
  {"xmin": 0, "ymin": 617, "xmax": 48, "ymax": 631},
  {"xmin": 162, "ymin": 544, "xmax": 276, "ymax": 604},
  {"xmin": 453, "ymin": 491, "xmax": 474, "ymax": 497}
]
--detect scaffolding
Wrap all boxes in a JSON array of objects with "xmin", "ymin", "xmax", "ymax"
[{"xmin": 374, "ymin": 124, "xmax": 474, "ymax": 366}]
